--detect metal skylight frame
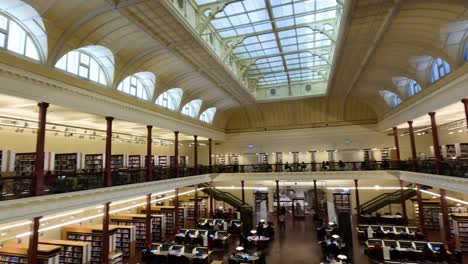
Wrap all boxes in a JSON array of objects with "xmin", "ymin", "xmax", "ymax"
[{"xmin": 194, "ymin": 0, "xmax": 342, "ymax": 98}]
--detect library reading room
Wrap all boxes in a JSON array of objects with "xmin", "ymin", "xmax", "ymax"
[{"xmin": 0, "ymin": 0, "xmax": 467, "ymax": 263}]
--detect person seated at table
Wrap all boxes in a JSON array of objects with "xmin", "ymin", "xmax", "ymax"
[
  {"xmin": 326, "ymin": 239, "xmax": 340, "ymax": 256},
  {"xmin": 317, "ymin": 225, "xmax": 326, "ymax": 240},
  {"xmin": 203, "ymin": 222, "xmax": 211, "ymax": 229},
  {"xmin": 369, "ymin": 242, "xmax": 383, "ymax": 261},
  {"xmin": 264, "ymin": 222, "xmax": 274, "ymax": 238},
  {"xmin": 213, "ymin": 223, "xmax": 221, "ymax": 231},
  {"xmin": 256, "ymin": 222, "xmax": 265, "ymax": 236},
  {"xmin": 184, "ymin": 231, "xmax": 191, "ymax": 244}
]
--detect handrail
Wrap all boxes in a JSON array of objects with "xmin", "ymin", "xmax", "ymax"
[
  {"xmin": 361, "ymin": 185, "xmax": 416, "ymax": 214},
  {"xmin": 1, "ymin": 159, "xmax": 467, "ymax": 201}
]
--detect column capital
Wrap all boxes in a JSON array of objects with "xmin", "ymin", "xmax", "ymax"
[
  {"xmin": 392, "ymin": 126, "xmax": 398, "ymax": 130},
  {"xmin": 354, "ymin": 179, "xmax": 358, "ymax": 183},
  {"xmin": 194, "ymin": 135, "xmax": 198, "ymax": 139},
  {"xmin": 38, "ymin": 102, "xmax": 49, "ymax": 108},
  {"xmin": 407, "ymin": 120, "xmax": 413, "ymax": 125},
  {"xmin": 147, "ymin": 125, "xmax": 153, "ymax": 129},
  {"xmin": 462, "ymin": 98, "xmax": 468, "ymax": 104},
  {"xmin": 428, "ymin": 112, "xmax": 436, "ymax": 117},
  {"xmin": 105, "ymin": 116, "xmax": 114, "ymax": 121},
  {"xmin": 174, "ymin": 131, "xmax": 179, "ymax": 135}
]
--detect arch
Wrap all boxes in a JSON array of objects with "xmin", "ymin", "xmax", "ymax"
[
  {"xmin": 117, "ymin": 72, "xmax": 155, "ymax": 100},
  {"xmin": 379, "ymin": 90, "xmax": 402, "ymax": 108},
  {"xmin": 155, "ymin": 88, "xmax": 183, "ymax": 111},
  {"xmin": 0, "ymin": 0, "xmax": 47, "ymax": 61},
  {"xmin": 199, "ymin": 107, "xmax": 216, "ymax": 123},
  {"xmin": 392, "ymin": 76, "xmax": 422, "ymax": 98},
  {"xmin": 429, "ymin": 57, "xmax": 451, "ymax": 84},
  {"xmin": 181, "ymin": 99, "xmax": 202, "ymax": 118},
  {"xmin": 55, "ymin": 45, "xmax": 115, "ymax": 86},
  {"xmin": 464, "ymin": 45, "xmax": 468, "ymax": 62}
]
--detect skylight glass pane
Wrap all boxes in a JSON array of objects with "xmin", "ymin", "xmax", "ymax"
[{"xmin": 195, "ymin": 0, "xmax": 341, "ymax": 100}]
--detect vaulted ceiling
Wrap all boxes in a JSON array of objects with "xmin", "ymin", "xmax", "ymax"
[{"xmin": 9, "ymin": 0, "xmax": 468, "ymax": 132}]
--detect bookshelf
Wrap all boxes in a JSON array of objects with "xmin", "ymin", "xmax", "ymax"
[
  {"xmin": 156, "ymin": 156, "xmax": 166, "ymax": 167},
  {"xmin": 62, "ymin": 225, "xmax": 122, "ymax": 264},
  {"xmin": 381, "ymin": 148, "xmax": 390, "ymax": 161},
  {"xmin": 179, "ymin": 156, "xmax": 188, "ymax": 167},
  {"xmin": 180, "ymin": 198, "xmax": 207, "ymax": 220},
  {"xmin": 138, "ymin": 206, "xmax": 184, "ymax": 239},
  {"xmin": 228, "ymin": 154, "xmax": 239, "ymax": 165},
  {"xmin": 111, "ymin": 155, "xmax": 127, "ymax": 170},
  {"xmin": 128, "ymin": 155, "xmax": 143, "ymax": 168},
  {"xmin": 451, "ymin": 213, "xmax": 468, "ymax": 252},
  {"xmin": 14, "ymin": 152, "xmax": 36, "ymax": 176},
  {"xmin": 413, "ymin": 200, "xmax": 440, "ymax": 230},
  {"xmin": 0, "ymin": 244, "xmax": 61, "ymax": 264},
  {"xmin": 110, "ymin": 214, "xmax": 165, "ymax": 247},
  {"xmin": 114, "ymin": 225, "xmax": 136, "ymax": 259},
  {"xmin": 84, "ymin": 154, "xmax": 104, "ymax": 172},
  {"xmin": 459, "ymin": 143, "xmax": 468, "ymax": 158},
  {"xmin": 443, "ymin": 144, "xmax": 457, "ymax": 159},
  {"xmin": 54, "ymin": 153, "xmax": 82, "ymax": 173},
  {"xmin": 40, "ymin": 239, "xmax": 91, "ymax": 264},
  {"xmin": 333, "ymin": 193, "xmax": 351, "ymax": 213}
]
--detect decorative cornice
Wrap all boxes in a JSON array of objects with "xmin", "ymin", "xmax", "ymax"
[
  {"xmin": 0, "ymin": 63, "xmax": 226, "ymax": 140},
  {"xmin": 399, "ymin": 171, "xmax": 468, "ymax": 194}
]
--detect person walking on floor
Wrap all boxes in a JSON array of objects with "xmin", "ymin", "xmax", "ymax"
[{"xmin": 279, "ymin": 206, "xmax": 286, "ymax": 231}]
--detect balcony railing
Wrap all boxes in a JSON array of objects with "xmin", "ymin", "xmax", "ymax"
[{"xmin": 1, "ymin": 160, "xmax": 467, "ymax": 201}]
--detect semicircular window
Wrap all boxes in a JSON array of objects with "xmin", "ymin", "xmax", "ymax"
[
  {"xmin": 55, "ymin": 45, "xmax": 114, "ymax": 86},
  {"xmin": 0, "ymin": 0, "xmax": 47, "ymax": 61}
]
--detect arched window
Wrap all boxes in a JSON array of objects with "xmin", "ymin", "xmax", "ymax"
[
  {"xmin": 430, "ymin": 58, "xmax": 451, "ymax": 83},
  {"xmin": 155, "ymin": 88, "xmax": 183, "ymax": 111},
  {"xmin": 408, "ymin": 79, "xmax": 422, "ymax": 97},
  {"xmin": 379, "ymin": 90, "xmax": 402, "ymax": 108},
  {"xmin": 200, "ymin": 107, "xmax": 216, "ymax": 123},
  {"xmin": 0, "ymin": 0, "xmax": 47, "ymax": 61},
  {"xmin": 181, "ymin": 99, "xmax": 202, "ymax": 118},
  {"xmin": 117, "ymin": 72, "xmax": 155, "ymax": 100},
  {"xmin": 464, "ymin": 46, "xmax": 468, "ymax": 62},
  {"xmin": 55, "ymin": 45, "xmax": 114, "ymax": 86}
]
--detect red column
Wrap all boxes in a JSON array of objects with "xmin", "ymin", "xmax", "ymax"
[
  {"xmin": 146, "ymin": 125, "xmax": 152, "ymax": 182},
  {"xmin": 101, "ymin": 202, "xmax": 110, "ymax": 264},
  {"xmin": 399, "ymin": 180, "xmax": 408, "ymax": 225},
  {"xmin": 104, "ymin": 117, "xmax": 113, "ymax": 187},
  {"xmin": 194, "ymin": 185, "xmax": 199, "ymax": 224},
  {"xmin": 174, "ymin": 188, "xmax": 179, "ymax": 235},
  {"xmin": 440, "ymin": 189, "xmax": 452, "ymax": 250},
  {"xmin": 208, "ymin": 138, "xmax": 213, "ymax": 173},
  {"xmin": 145, "ymin": 194, "xmax": 152, "ymax": 248},
  {"xmin": 354, "ymin": 179, "xmax": 361, "ymax": 224},
  {"xmin": 174, "ymin": 131, "xmax": 179, "ymax": 177},
  {"xmin": 416, "ymin": 184, "xmax": 426, "ymax": 236},
  {"xmin": 193, "ymin": 135, "xmax": 198, "ymax": 174},
  {"xmin": 209, "ymin": 181, "xmax": 214, "ymax": 217},
  {"xmin": 27, "ymin": 216, "xmax": 41, "ymax": 263},
  {"xmin": 34, "ymin": 102, "xmax": 49, "ymax": 196},
  {"xmin": 276, "ymin": 180, "xmax": 280, "ymax": 221},
  {"xmin": 408, "ymin": 121, "xmax": 418, "ymax": 171},
  {"xmin": 392, "ymin": 127, "xmax": 401, "ymax": 161},
  {"xmin": 429, "ymin": 112, "xmax": 441, "ymax": 174},
  {"xmin": 313, "ymin": 180, "xmax": 319, "ymax": 214},
  {"xmin": 462, "ymin": 98, "xmax": 468, "ymax": 133},
  {"xmin": 241, "ymin": 180, "xmax": 245, "ymax": 204}
]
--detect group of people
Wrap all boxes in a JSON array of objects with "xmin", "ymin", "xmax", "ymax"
[
  {"xmin": 317, "ymin": 223, "xmax": 350, "ymax": 264},
  {"xmin": 320, "ymin": 161, "xmax": 347, "ymax": 171}
]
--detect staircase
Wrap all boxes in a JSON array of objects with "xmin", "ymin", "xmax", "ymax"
[
  {"xmin": 199, "ymin": 183, "xmax": 244, "ymax": 209},
  {"xmin": 360, "ymin": 185, "xmax": 416, "ymax": 215}
]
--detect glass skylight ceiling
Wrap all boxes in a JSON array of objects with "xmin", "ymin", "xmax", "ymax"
[{"xmin": 194, "ymin": 0, "xmax": 343, "ymax": 100}]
